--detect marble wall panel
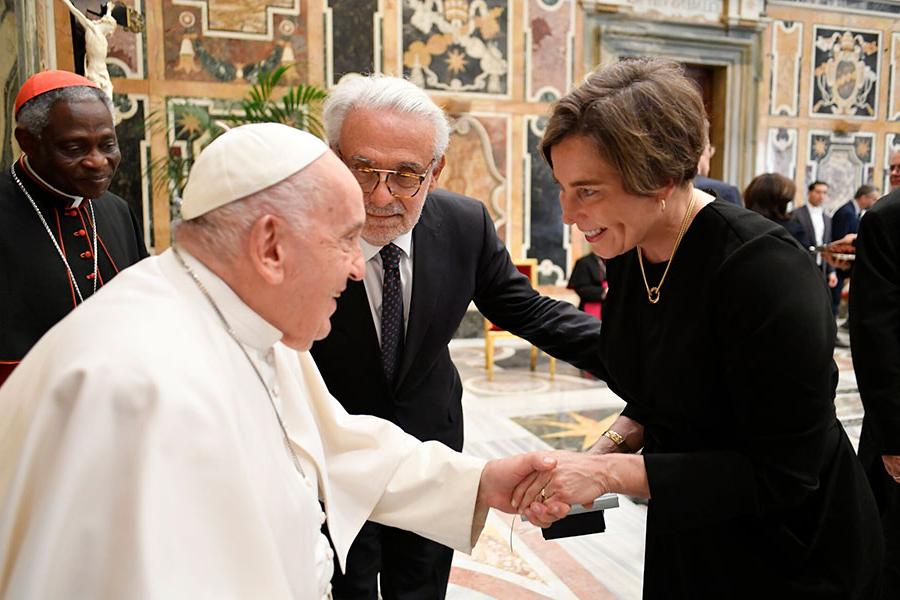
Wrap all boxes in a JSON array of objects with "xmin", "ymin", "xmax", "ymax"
[
  {"xmin": 775, "ymin": 0, "xmax": 900, "ymax": 15},
  {"xmin": 890, "ymin": 33, "xmax": 900, "ymax": 121},
  {"xmin": 400, "ymin": 0, "xmax": 511, "ymax": 97},
  {"xmin": 325, "ymin": 0, "xmax": 379, "ymax": 86},
  {"xmin": 765, "ymin": 127, "xmax": 798, "ymax": 180},
  {"xmin": 524, "ymin": 116, "xmax": 568, "ymax": 285},
  {"xmin": 810, "ymin": 25, "xmax": 880, "ymax": 119},
  {"xmin": 630, "ymin": 0, "xmax": 723, "ymax": 23},
  {"xmin": 770, "ymin": 20, "xmax": 802, "ymax": 117},
  {"xmin": 165, "ymin": 1, "xmax": 307, "ymax": 83},
  {"xmin": 806, "ymin": 130, "xmax": 875, "ymax": 211},
  {"xmin": 525, "ymin": 0, "xmax": 574, "ymax": 102},
  {"xmin": 165, "ymin": 97, "xmax": 239, "ymax": 223},
  {"xmin": 885, "ymin": 133, "xmax": 900, "ymax": 192},
  {"xmin": 442, "ymin": 113, "xmax": 509, "ymax": 242},
  {"xmin": 111, "ymin": 93, "xmax": 153, "ymax": 247},
  {"xmin": 1, "ymin": 0, "xmax": 17, "ymax": 170}
]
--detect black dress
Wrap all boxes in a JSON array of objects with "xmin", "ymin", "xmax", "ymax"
[
  {"xmin": 0, "ymin": 160, "xmax": 149, "ymax": 383},
  {"xmin": 598, "ymin": 201, "xmax": 882, "ymax": 598}
]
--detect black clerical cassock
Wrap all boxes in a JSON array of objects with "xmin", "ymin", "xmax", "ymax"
[{"xmin": 0, "ymin": 158, "xmax": 148, "ymax": 385}]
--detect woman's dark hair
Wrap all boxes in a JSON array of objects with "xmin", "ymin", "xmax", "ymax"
[
  {"xmin": 744, "ymin": 173, "xmax": 796, "ymax": 221},
  {"xmin": 541, "ymin": 57, "xmax": 707, "ymax": 196}
]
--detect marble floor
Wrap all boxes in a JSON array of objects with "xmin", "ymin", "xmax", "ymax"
[{"xmin": 445, "ymin": 327, "xmax": 862, "ymax": 600}]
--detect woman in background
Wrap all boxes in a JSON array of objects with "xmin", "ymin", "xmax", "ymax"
[{"xmin": 744, "ymin": 172, "xmax": 805, "ymax": 241}]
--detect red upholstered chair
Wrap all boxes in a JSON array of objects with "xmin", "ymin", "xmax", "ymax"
[{"xmin": 483, "ymin": 259, "xmax": 556, "ymax": 381}]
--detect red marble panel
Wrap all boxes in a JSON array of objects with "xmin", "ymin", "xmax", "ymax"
[
  {"xmin": 527, "ymin": 0, "xmax": 573, "ymax": 101},
  {"xmin": 163, "ymin": 0, "xmax": 308, "ymax": 83}
]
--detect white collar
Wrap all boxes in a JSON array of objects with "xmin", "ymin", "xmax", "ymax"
[
  {"xmin": 360, "ymin": 230, "xmax": 413, "ymax": 263},
  {"xmin": 171, "ymin": 247, "xmax": 283, "ymax": 350},
  {"xmin": 22, "ymin": 155, "xmax": 85, "ymax": 207},
  {"xmin": 807, "ymin": 203, "xmax": 824, "ymax": 216}
]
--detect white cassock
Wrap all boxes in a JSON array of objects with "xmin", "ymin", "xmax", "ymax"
[{"xmin": 0, "ymin": 249, "xmax": 487, "ymax": 600}]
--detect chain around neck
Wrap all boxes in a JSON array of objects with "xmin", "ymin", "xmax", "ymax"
[
  {"xmin": 11, "ymin": 163, "xmax": 98, "ymax": 303},
  {"xmin": 637, "ymin": 190, "xmax": 698, "ymax": 305}
]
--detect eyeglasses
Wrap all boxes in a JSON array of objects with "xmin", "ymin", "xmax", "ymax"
[{"xmin": 343, "ymin": 156, "xmax": 434, "ymax": 199}]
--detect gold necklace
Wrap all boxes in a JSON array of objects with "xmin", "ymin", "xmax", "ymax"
[{"xmin": 637, "ymin": 192, "xmax": 697, "ymax": 304}]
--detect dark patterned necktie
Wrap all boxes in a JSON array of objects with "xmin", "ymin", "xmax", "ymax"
[{"xmin": 380, "ymin": 243, "xmax": 405, "ymax": 383}]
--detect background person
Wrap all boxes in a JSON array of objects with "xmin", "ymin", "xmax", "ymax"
[
  {"xmin": 567, "ymin": 251, "xmax": 607, "ymax": 320},
  {"xmin": 515, "ymin": 57, "xmax": 882, "ymax": 599},
  {"xmin": 889, "ymin": 150, "xmax": 900, "ymax": 191},
  {"xmin": 743, "ymin": 172, "xmax": 805, "ymax": 241},
  {"xmin": 692, "ymin": 122, "xmax": 741, "ymax": 206},
  {"xmin": 831, "ymin": 184, "xmax": 879, "ymax": 323},
  {"xmin": 0, "ymin": 70, "xmax": 148, "ymax": 386}
]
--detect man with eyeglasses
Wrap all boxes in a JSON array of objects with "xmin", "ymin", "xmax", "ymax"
[{"xmin": 311, "ymin": 75, "xmax": 606, "ymax": 599}]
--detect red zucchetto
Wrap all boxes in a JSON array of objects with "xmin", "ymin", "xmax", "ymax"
[{"xmin": 14, "ymin": 70, "xmax": 99, "ymax": 117}]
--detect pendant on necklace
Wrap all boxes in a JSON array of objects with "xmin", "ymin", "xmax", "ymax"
[{"xmin": 647, "ymin": 287, "xmax": 661, "ymax": 304}]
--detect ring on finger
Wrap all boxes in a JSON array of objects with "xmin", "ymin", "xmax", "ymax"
[{"xmin": 540, "ymin": 487, "xmax": 548, "ymax": 500}]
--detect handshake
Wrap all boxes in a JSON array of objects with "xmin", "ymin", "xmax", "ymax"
[{"xmin": 475, "ymin": 449, "xmax": 646, "ymax": 528}]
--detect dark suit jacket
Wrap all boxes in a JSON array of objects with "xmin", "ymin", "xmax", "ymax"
[
  {"xmin": 789, "ymin": 204, "xmax": 834, "ymax": 275},
  {"xmin": 311, "ymin": 189, "xmax": 604, "ymax": 450},
  {"xmin": 850, "ymin": 189, "xmax": 900, "ymax": 471},
  {"xmin": 831, "ymin": 200, "xmax": 860, "ymax": 240},
  {"xmin": 694, "ymin": 175, "xmax": 742, "ymax": 206}
]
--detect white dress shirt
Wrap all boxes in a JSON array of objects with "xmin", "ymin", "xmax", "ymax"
[
  {"xmin": 360, "ymin": 232, "xmax": 413, "ymax": 344},
  {"xmin": 808, "ymin": 204, "xmax": 825, "ymax": 265},
  {"xmin": 808, "ymin": 204, "xmax": 825, "ymax": 246}
]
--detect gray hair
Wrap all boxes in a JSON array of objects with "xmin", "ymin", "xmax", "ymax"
[
  {"xmin": 323, "ymin": 74, "xmax": 450, "ymax": 160},
  {"xmin": 174, "ymin": 167, "xmax": 325, "ymax": 263},
  {"xmin": 16, "ymin": 86, "xmax": 115, "ymax": 136}
]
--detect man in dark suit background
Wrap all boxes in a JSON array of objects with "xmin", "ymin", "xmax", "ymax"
[
  {"xmin": 311, "ymin": 75, "xmax": 605, "ymax": 600},
  {"xmin": 830, "ymin": 184, "xmax": 879, "ymax": 319},
  {"xmin": 790, "ymin": 180, "xmax": 838, "ymax": 288},
  {"xmin": 792, "ymin": 181, "xmax": 842, "ymax": 344},
  {"xmin": 693, "ymin": 122, "xmax": 742, "ymax": 206},
  {"xmin": 849, "ymin": 187, "xmax": 900, "ymax": 599}
]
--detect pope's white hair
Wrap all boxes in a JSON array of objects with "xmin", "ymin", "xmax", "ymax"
[
  {"xmin": 174, "ymin": 167, "xmax": 324, "ymax": 263},
  {"xmin": 323, "ymin": 74, "xmax": 449, "ymax": 160},
  {"xmin": 16, "ymin": 86, "xmax": 114, "ymax": 136}
]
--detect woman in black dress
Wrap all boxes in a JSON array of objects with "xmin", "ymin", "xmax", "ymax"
[
  {"xmin": 516, "ymin": 58, "xmax": 882, "ymax": 598},
  {"xmin": 744, "ymin": 172, "xmax": 806, "ymax": 241}
]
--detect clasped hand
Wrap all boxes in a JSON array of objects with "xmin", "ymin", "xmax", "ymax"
[{"xmin": 482, "ymin": 451, "xmax": 612, "ymax": 528}]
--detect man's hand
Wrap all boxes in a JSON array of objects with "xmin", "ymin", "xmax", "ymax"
[
  {"xmin": 477, "ymin": 452, "xmax": 559, "ymax": 514},
  {"xmin": 883, "ymin": 455, "xmax": 900, "ymax": 484}
]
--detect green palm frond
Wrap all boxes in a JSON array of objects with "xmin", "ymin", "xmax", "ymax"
[{"xmin": 223, "ymin": 64, "xmax": 327, "ymax": 138}]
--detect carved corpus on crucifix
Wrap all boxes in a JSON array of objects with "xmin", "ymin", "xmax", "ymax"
[{"xmin": 58, "ymin": 0, "xmax": 117, "ymax": 100}]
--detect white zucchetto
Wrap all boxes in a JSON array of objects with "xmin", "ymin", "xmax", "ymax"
[{"xmin": 181, "ymin": 123, "xmax": 328, "ymax": 220}]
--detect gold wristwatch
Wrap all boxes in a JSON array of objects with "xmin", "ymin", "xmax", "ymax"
[{"xmin": 601, "ymin": 429, "xmax": 628, "ymax": 451}]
